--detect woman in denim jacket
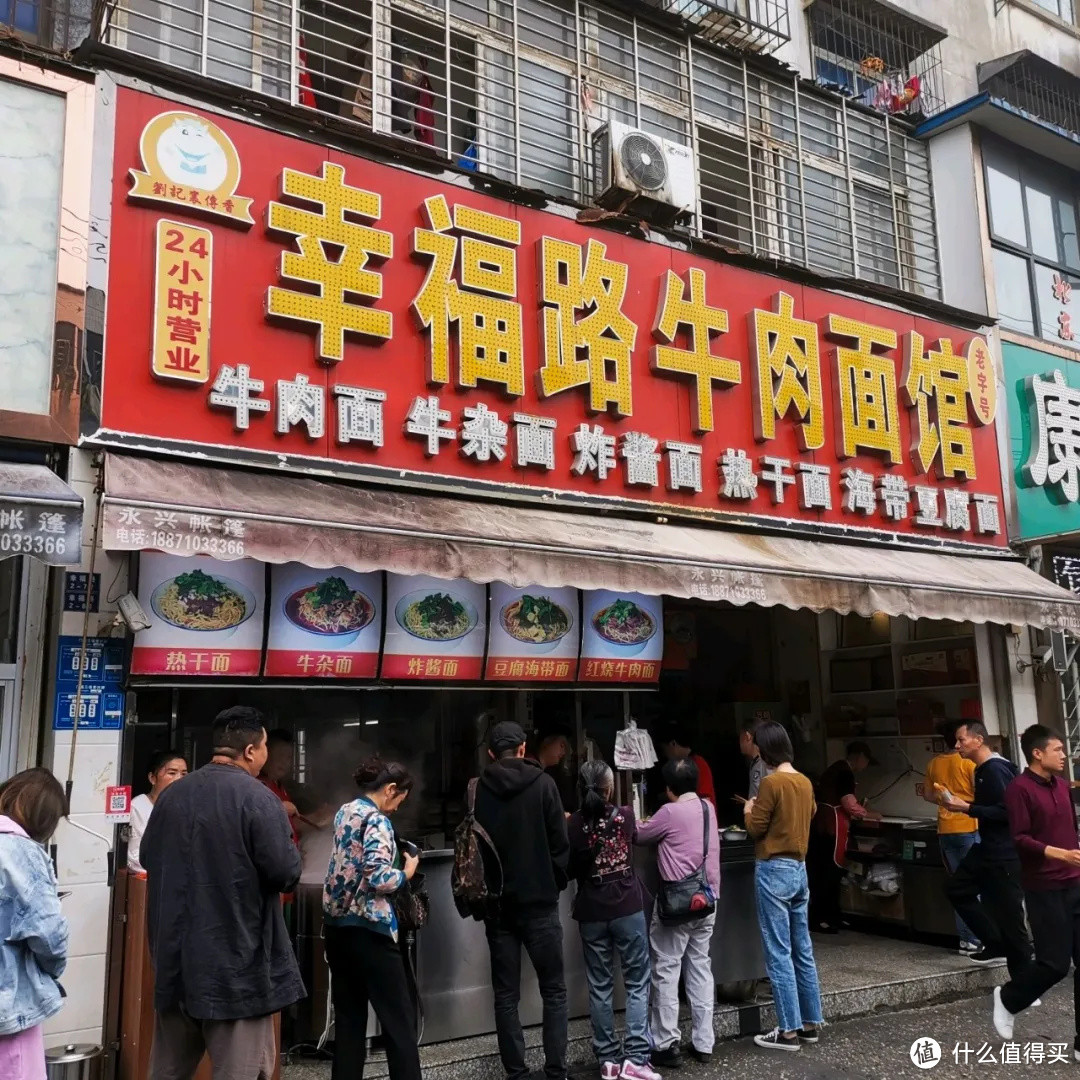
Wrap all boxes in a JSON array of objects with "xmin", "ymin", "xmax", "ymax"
[{"xmin": 0, "ymin": 769, "xmax": 70, "ymax": 1080}]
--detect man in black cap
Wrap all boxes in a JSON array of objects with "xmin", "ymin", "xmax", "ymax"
[{"xmin": 474, "ymin": 720, "xmax": 570, "ymax": 1080}]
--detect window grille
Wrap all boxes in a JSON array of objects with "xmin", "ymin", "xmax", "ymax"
[
  {"xmin": 806, "ymin": 0, "xmax": 946, "ymax": 123},
  {"xmin": 98, "ymin": 0, "xmax": 941, "ymax": 298},
  {"xmin": 979, "ymin": 51, "xmax": 1080, "ymax": 142}
]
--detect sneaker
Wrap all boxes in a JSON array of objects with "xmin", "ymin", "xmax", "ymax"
[
  {"xmin": 958, "ymin": 941, "xmax": 980, "ymax": 955},
  {"xmin": 1031, "ymin": 998, "xmax": 1042, "ymax": 1007},
  {"xmin": 969, "ymin": 949, "xmax": 1007, "ymax": 966},
  {"xmin": 602, "ymin": 1064, "xmax": 621, "ymax": 1080},
  {"xmin": 621, "ymin": 1062, "xmax": 663, "ymax": 1080},
  {"xmin": 798, "ymin": 1025, "xmax": 822, "ymax": 1044},
  {"xmin": 1074, "ymin": 1036, "xmax": 1080, "ymax": 1062},
  {"xmin": 754, "ymin": 1027, "xmax": 801, "ymax": 1052},
  {"xmin": 650, "ymin": 1045, "xmax": 683, "ymax": 1069},
  {"xmin": 993, "ymin": 986, "xmax": 1015, "ymax": 1041}
]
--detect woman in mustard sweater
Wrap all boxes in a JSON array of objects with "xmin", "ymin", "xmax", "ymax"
[{"xmin": 744, "ymin": 721, "xmax": 825, "ymax": 1053}]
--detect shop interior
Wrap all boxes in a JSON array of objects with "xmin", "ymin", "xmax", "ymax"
[{"xmin": 120, "ymin": 594, "xmax": 1000, "ymax": 1049}]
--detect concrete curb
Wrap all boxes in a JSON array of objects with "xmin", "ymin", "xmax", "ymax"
[{"xmin": 281, "ymin": 957, "xmax": 1008, "ymax": 1080}]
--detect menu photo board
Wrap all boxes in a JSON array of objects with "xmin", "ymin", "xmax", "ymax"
[
  {"xmin": 579, "ymin": 590, "xmax": 664, "ymax": 683},
  {"xmin": 265, "ymin": 564, "xmax": 383, "ymax": 678},
  {"xmin": 131, "ymin": 553, "xmax": 265, "ymax": 675},
  {"xmin": 486, "ymin": 584, "xmax": 580, "ymax": 682},
  {"xmin": 381, "ymin": 573, "xmax": 487, "ymax": 680}
]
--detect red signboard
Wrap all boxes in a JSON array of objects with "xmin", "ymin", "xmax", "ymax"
[{"xmin": 97, "ymin": 88, "xmax": 1006, "ymax": 548}]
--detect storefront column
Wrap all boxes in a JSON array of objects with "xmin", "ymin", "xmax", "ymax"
[{"xmin": 40, "ymin": 447, "xmax": 130, "ymax": 1048}]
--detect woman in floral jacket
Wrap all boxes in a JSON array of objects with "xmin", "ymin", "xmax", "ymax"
[{"xmin": 323, "ymin": 757, "xmax": 420, "ymax": 1080}]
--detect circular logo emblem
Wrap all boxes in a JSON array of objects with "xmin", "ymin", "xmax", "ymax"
[{"xmin": 910, "ymin": 1038, "xmax": 942, "ymax": 1069}]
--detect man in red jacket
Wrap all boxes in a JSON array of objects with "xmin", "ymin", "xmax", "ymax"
[{"xmin": 993, "ymin": 724, "xmax": 1080, "ymax": 1052}]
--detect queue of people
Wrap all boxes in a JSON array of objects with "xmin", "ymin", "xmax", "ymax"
[{"xmin": 7, "ymin": 706, "xmax": 1080, "ymax": 1080}]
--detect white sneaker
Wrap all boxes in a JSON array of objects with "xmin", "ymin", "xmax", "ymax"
[
  {"xmin": 1031, "ymin": 998, "xmax": 1042, "ymax": 1007},
  {"xmin": 620, "ymin": 1061, "xmax": 662, "ymax": 1080},
  {"xmin": 993, "ymin": 986, "xmax": 1015, "ymax": 1041},
  {"xmin": 601, "ymin": 1064, "xmax": 620, "ymax": 1080}
]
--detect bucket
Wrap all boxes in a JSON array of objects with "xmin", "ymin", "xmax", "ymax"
[{"xmin": 45, "ymin": 1043, "xmax": 103, "ymax": 1080}]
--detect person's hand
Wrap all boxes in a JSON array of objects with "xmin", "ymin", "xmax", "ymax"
[
  {"xmin": 1060, "ymin": 848, "xmax": 1080, "ymax": 867},
  {"xmin": 403, "ymin": 852, "xmax": 420, "ymax": 880},
  {"xmin": 743, "ymin": 797, "xmax": 755, "ymax": 817},
  {"xmin": 941, "ymin": 794, "xmax": 969, "ymax": 813},
  {"xmin": 282, "ymin": 800, "xmax": 298, "ymax": 817}
]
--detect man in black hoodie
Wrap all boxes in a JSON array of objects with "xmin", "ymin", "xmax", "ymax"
[
  {"xmin": 474, "ymin": 721, "xmax": 570, "ymax": 1080},
  {"xmin": 942, "ymin": 721, "xmax": 1031, "ymax": 974}
]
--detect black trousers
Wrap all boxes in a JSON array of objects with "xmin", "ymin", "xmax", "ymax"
[
  {"xmin": 807, "ymin": 830, "xmax": 844, "ymax": 929},
  {"xmin": 1001, "ymin": 884, "xmax": 1080, "ymax": 1028},
  {"xmin": 944, "ymin": 847, "xmax": 1031, "ymax": 978},
  {"xmin": 324, "ymin": 924, "xmax": 421, "ymax": 1080},
  {"xmin": 485, "ymin": 905, "xmax": 568, "ymax": 1080}
]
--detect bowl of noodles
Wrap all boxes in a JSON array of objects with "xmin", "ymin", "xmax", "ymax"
[
  {"xmin": 150, "ymin": 569, "xmax": 255, "ymax": 635},
  {"xmin": 500, "ymin": 594, "xmax": 573, "ymax": 653},
  {"xmin": 592, "ymin": 598, "xmax": 656, "ymax": 655},
  {"xmin": 284, "ymin": 576, "xmax": 375, "ymax": 644},
  {"xmin": 395, "ymin": 589, "xmax": 478, "ymax": 644}
]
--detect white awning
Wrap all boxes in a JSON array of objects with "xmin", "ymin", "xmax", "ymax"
[
  {"xmin": 101, "ymin": 454, "xmax": 1080, "ymax": 630},
  {"xmin": 0, "ymin": 462, "xmax": 84, "ymax": 566}
]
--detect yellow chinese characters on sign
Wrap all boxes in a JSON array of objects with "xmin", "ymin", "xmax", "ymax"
[
  {"xmin": 267, "ymin": 162, "xmax": 393, "ymax": 364},
  {"xmin": 152, "ymin": 220, "xmax": 212, "ymax": 383},
  {"xmin": 827, "ymin": 314, "xmax": 902, "ymax": 463},
  {"xmin": 651, "ymin": 268, "xmax": 740, "ymax": 433},
  {"xmin": 965, "ymin": 336, "xmax": 997, "ymax": 427},
  {"xmin": 750, "ymin": 292, "xmax": 824, "ymax": 450},
  {"xmin": 538, "ymin": 237, "xmax": 636, "ymax": 416},
  {"xmin": 902, "ymin": 332, "xmax": 977, "ymax": 480},
  {"xmin": 411, "ymin": 195, "xmax": 525, "ymax": 396}
]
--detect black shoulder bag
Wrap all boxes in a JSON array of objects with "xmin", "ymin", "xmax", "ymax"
[{"xmin": 655, "ymin": 798, "xmax": 716, "ymax": 925}]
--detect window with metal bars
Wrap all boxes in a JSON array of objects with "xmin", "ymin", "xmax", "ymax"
[
  {"xmin": 3, "ymin": 0, "xmax": 91, "ymax": 50},
  {"xmin": 98, "ymin": 0, "xmax": 940, "ymax": 299},
  {"xmin": 983, "ymin": 136, "xmax": 1080, "ymax": 345}
]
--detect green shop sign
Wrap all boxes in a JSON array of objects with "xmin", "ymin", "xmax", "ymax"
[{"xmin": 1006, "ymin": 339, "xmax": 1080, "ymax": 541}]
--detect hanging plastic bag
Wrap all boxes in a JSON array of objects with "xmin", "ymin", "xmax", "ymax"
[{"xmin": 614, "ymin": 718, "xmax": 658, "ymax": 772}]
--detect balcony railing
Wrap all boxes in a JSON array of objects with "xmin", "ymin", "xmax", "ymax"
[{"xmin": 638, "ymin": 0, "xmax": 789, "ymax": 55}]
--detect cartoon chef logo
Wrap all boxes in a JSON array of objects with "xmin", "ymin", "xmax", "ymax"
[{"xmin": 128, "ymin": 109, "xmax": 255, "ymax": 226}]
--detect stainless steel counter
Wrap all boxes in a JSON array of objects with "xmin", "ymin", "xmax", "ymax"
[
  {"xmin": 291, "ymin": 837, "xmax": 768, "ymax": 1047},
  {"xmin": 418, "ymin": 836, "xmax": 766, "ymax": 1043}
]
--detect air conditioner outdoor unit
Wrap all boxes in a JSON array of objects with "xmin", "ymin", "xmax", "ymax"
[{"xmin": 592, "ymin": 121, "xmax": 696, "ymax": 227}]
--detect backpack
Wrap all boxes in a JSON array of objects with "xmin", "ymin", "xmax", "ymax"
[{"xmin": 451, "ymin": 777, "xmax": 502, "ymax": 921}]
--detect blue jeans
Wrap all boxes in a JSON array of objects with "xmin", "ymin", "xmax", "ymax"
[
  {"xmin": 939, "ymin": 832, "xmax": 980, "ymax": 946},
  {"xmin": 755, "ymin": 858, "xmax": 824, "ymax": 1034},
  {"xmin": 579, "ymin": 911, "xmax": 651, "ymax": 1065}
]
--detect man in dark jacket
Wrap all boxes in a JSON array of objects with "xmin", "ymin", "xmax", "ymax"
[
  {"xmin": 474, "ymin": 721, "xmax": 570, "ymax": 1080},
  {"xmin": 942, "ymin": 720, "xmax": 1031, "ymax": 974},
  {"xmin": 142, "ymin": 706, "xmax": 304, "ymax": 1080}
]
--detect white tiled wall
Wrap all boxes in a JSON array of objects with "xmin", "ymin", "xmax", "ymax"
[{"xmin": 40, "ymin": 448, "xmax": 129, "ymax": 1044}]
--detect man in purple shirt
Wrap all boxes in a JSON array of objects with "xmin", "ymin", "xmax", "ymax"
[
  {"xmin": 635, "ymin": 758, "xmax": 720, "ymax": 1068},
  {"xmin": 993, "ymin": 724, "xmax": 1080, "ymax": 1054}
]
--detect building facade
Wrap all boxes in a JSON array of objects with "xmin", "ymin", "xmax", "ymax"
[{"xmin": 6, "ymin": 0, "xmax": 1080, "ymax": 1065}]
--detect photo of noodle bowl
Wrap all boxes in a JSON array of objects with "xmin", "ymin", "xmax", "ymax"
[
  {"xmin": 592, "ymin": 599, "xmax": 656, "ymax": 648},
  {"xmin": 500, "ymin": 595, "xmax": 573, "ymax": 647},
  {"xmin": 150, "ymin": 569, "xmax": 254, "ymax": 632},
  {"xmin": 284, "ymin": 576, "xmax": 374, "ymax": 639},
  {"xmin": 395, "ymin": 590, "xmax": 478, "ymax": 643}
]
